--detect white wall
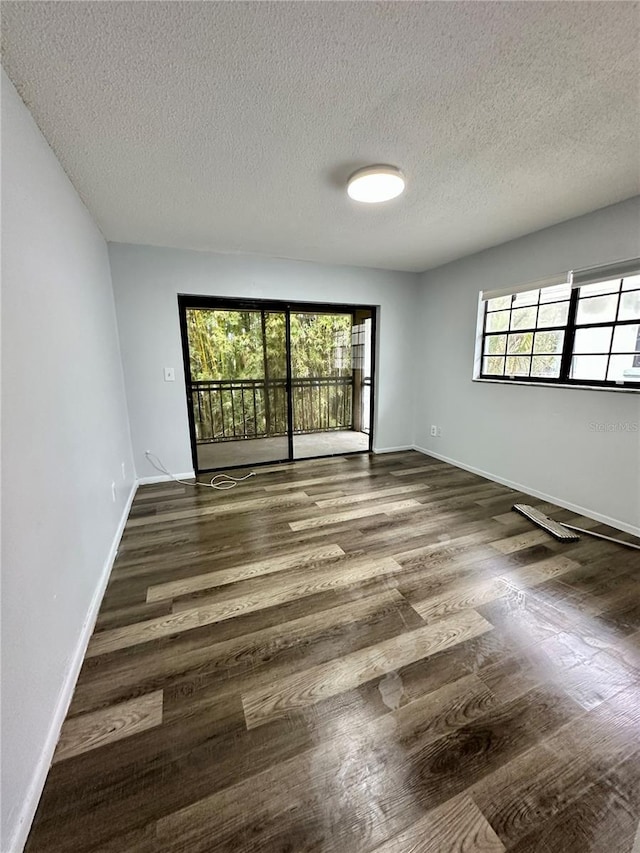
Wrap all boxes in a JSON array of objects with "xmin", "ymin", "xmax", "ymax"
[
  {"xmin": 1, "ymin": 71, "xmax": 135, "ymax": 852},
  {"xmin": 414, "ymin": 197, "xmax": 640, "ymax": 535},
  {"xmin": 109, "ymin": 243, "xmax": 418, "ymax": 479}
]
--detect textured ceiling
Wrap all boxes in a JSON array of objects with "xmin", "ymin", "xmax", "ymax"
[{"xmin": 2, "ymin": 1, "xmax": 639, "ymax": 272}]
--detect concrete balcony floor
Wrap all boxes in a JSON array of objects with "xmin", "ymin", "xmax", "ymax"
[{"xmin": 196, "ymin": 429, "xmax": 369, "ymax": 470}]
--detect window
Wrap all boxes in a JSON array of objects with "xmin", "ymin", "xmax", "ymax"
[
  {"xmin": 480, "ymin": 265, "xmax": 640, "ymax": 389},
  {"xmin": 483, "ymin": 283, "xmax": 570, "ymax": 381},
  {"xmin": 571, "ymin": 276, "xmax": 640, "ymax": 384}
]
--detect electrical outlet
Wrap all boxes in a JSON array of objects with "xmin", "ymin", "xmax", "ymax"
[
  {"xmin": 111, "ymin": 481, "xmax": 117, "ymax": 502},
  {"xmin": 164, "ymin": 367, "xmax": 175, "ymax": 382},
  {"xmin": 430, "ymin": 425, "xmax": 437, "ymax": 437},
  {"xmin": 437, "ymin": 427, "xmax": 442, "ymax": 437},
  {"xmin": 121, "ymin": 462, "xmax": 126, "ymax": 480}
]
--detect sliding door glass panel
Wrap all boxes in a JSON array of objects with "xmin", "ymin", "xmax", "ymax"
[
  {"xmin": 185, "ymin": 308, "xmax": 289, "ymax": 470},
  {"xmin": 357, "ymin": 315, "xmax": 373, "ymax": 437},
  {"xmin": 291, "ymin": 310, "xmax": 371, "ymax": 459}
]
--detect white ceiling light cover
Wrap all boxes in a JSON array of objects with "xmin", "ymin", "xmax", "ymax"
[{"xmin": 347, "ymin": 166, "xmax": 405, "ymax": 203}]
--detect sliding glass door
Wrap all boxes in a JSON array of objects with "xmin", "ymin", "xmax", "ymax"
[
  {"xmin": 179, "ymin": 296, "xmax": 375, "ymax": 472},
  {"xmin": 291, "ymin": 309, "xmax": 372, "ymax": 459},
  {"xmin": 183, "ymin": 306, "xmax": 290, "ymax": 470}
]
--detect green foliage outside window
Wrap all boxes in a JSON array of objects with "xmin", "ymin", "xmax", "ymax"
[
  {"xmin": 187, "ymin": 309, "xmax": 351, "ymax": 380},
  {"xmin": 186, "ymin": 309, "xmax": 354, "ymax": 440}
]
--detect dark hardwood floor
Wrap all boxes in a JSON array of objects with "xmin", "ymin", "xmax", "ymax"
[{"xmin": 25, "ymin": 451, "xmax": 640, "ymax": 852}]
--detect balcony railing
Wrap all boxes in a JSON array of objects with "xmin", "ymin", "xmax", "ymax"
[{"xmin": 191, "ymin": 377, "xmax": 355, "ymax": 443}]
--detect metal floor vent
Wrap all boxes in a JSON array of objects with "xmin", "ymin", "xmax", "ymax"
[{"xmin": 512, "ymin": 504, "xmax": 580, "ymax": 542}]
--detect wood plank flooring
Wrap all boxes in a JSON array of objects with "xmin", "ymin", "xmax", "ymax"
[{"xmin": 25, "ymin": 450, "xmax": 640, "ymax": 853}]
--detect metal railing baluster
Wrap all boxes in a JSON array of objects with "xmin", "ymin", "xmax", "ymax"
[{"xmin": 190, "ymin": 377, "xmax": 356, "ymax": 443}]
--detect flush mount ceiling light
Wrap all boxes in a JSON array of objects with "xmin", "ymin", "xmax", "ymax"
[{"xmin": 347, "ymin": 165, "xmax": 405, "ymax": 203}]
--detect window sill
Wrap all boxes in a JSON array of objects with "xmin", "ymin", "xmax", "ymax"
[{"xmin": 473, "ymin": 377, "xmax": 640, "ymax": 393}]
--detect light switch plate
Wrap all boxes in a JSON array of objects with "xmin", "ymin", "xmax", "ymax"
[{"xmin": 164, "ymin": 367, "xmax": 175, "ymax": 382}]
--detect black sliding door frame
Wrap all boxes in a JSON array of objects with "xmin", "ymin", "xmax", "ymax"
[{"xmin": 178, "ymin": 294, "xmax": 377, "ymax": 473}]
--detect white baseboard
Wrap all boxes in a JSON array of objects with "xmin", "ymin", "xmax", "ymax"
[
  {"xmin": 137, "ymin": 471, "xmax": 195, "ymax": 485},
  {"xmin": 9, "ymin": 480, "xmax": 138, "ymax": 853},
  {"xmin": 413, "ymin": 445, "xmax": 640, "ymax": 539},
  {"xmin": 373, "ymin": 445, "xmax": 414, "ymax": 454}
]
